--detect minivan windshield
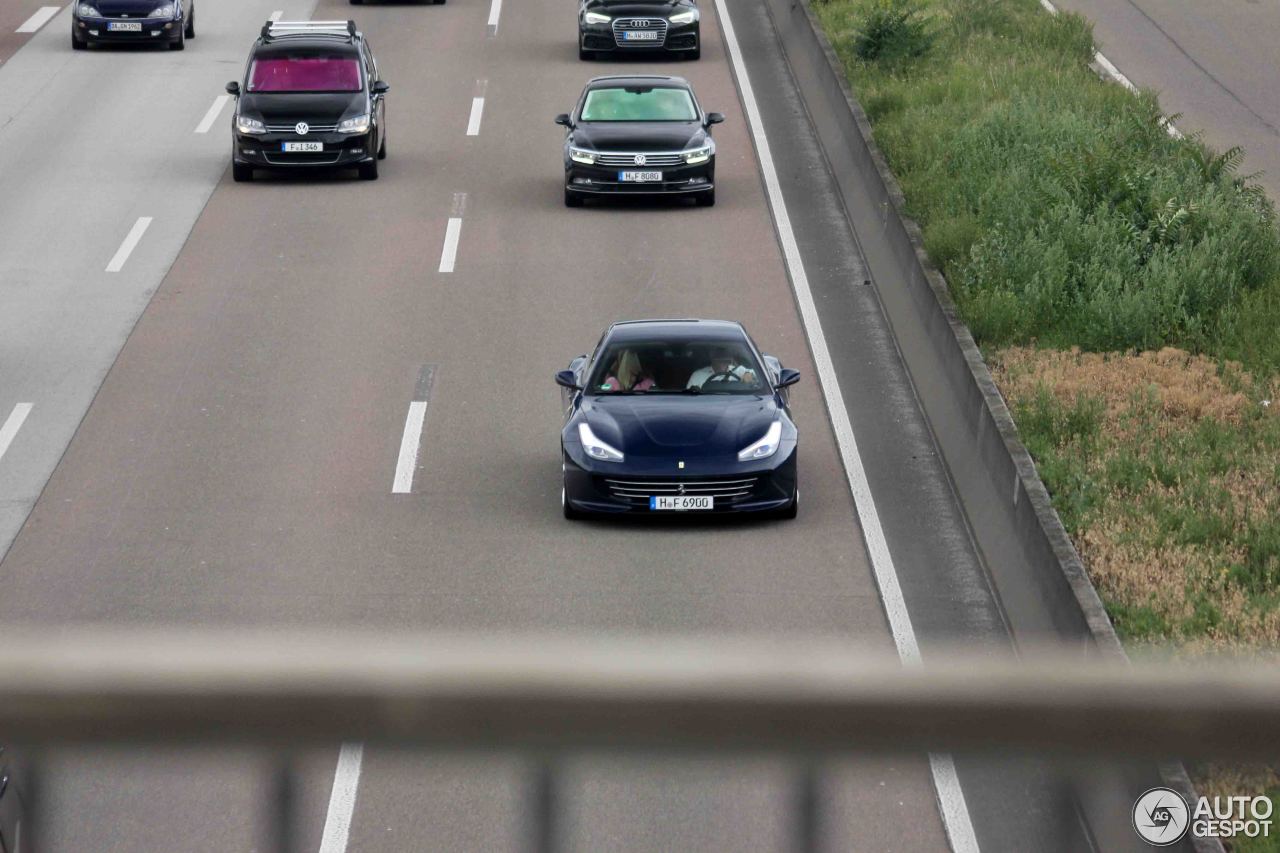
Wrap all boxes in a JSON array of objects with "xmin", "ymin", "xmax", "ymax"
[
  {"xmin": 248, "ymin": 55, "xmax": 362, "ymax": 93},
  {"xmin": 588, "ymin": 339, "xmax": 767, "ymax": 395},
  {"xmin": 580, "ymin": 87, "xmax": 698, "ymax": 122}
]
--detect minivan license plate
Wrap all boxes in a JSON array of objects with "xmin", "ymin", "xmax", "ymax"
[
  {"xmin": 619, "ymin": 171, "xmax": 662, "ymax": 182},
  {"xmin": 283, "ymin": 142, "xmax": 324, "ymax": 152},
  {"xmin": 650, "ymin": 496, "xmax": 713, "ymax": 511}
]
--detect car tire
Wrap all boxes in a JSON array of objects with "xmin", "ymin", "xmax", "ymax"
[
  {"xmin": 377, "ymin": 133, "xmax": 387, "ymax": 160},
  {"xmin": 358, "ymin": 159, "xmax": 379, "ymax": 181},
  {"xmin": 579, "ymin": 47, "xmax": 594, "ymax": 61},
  {"xmin": 562, "ymin": 485, "xmax": 586, "ymax": 520},
  {"xmin": 184, "ymin": 4, "xmax": 194, "ymax": 37},
  {"xmin": 169, "ymin": 30, "xmax": 184, "ymax": 50},
  {"xmin": 695, "ymin": 188, "xmax": 715, "ymax": 207},
  {"xmin": 688, "ymin": 46, "xmax": 701, "ymax": 60},
  {"xmin": 564, "ymin": 188, "xmax": 584, "ymax": 208},
  {"xmin": 350, "ymin": 0, "xmax": 364, "ymax": 5},
  {"xmin": 232, "ymin": 162, "xmax": 253, "ymax": 182},
  {"xmin": 434, "ymin": 0, "xmax": 446, "ymax": 5},
  {"xmin": 72, "ymin": 34, "xmax": 87, "ymax": 50}
]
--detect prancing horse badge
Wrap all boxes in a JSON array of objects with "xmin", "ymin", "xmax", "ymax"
[{"xmin": 678, "ymin": 461, "xmax": 685, "ymax": 469}]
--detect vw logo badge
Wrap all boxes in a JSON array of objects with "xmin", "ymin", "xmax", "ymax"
[
  {"xmin": 634, "ymin": 154, "xmax": 647, "ymax": 166},
  {"xmin": 295, "ymin": 122, "xmax": 310, "ymax": 135}
]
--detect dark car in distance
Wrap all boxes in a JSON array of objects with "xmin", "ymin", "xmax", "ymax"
[
  {"xmin": 578, "ymin": 0, "xmax": 700, "ymax": 60},
  {"xmin": 556, "ymin": 319, "xmax": 801, "ymax": 520},
  {"xmin": 557, "ymin": 75, "xmax": 722, "ymax": 207},
  {"xmin": 72, "ymin": 0, "xmax": 195, "ymax": 50},
  {"xmin": 225, "ymin": 21, "xmax": 389, "ymax": 182}
]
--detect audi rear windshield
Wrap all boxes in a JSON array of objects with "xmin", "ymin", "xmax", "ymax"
[
  {"xmin": 580, "ymin": 87, "xmax": 698, "ymax": 122},
  {"xmin": 248, "ymin": 54, "xmax": 363, "ymax": 93}
]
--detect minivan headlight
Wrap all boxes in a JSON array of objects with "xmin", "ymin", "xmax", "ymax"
[
  {"xmin": 579, "ymin": 423, "xmax": 624, "ymax": 463},
  {"xmin": 149, "ymin": 4, "xmax": 175, "ymax": 17},
  {"xmin": 738, "ymin": 420, "xmax": 783, "ymax": 461},
  {"xmin": 683, "ymin": 144, "xmax": 713, "ymax": 165},
  {"xmin": 583, "ymin": 11, "xmax": 611, "ymax": 24},
  {"xmin": 236, "ymin": 115, "xmax": 266, "ymax": 135},
  {"xmin": 669, "ymin": 9, "xmax": 699, "ymax": 24},
  {"xmin": 569, "ymin": 146, "xmax": 597, "ymax": 165},
  {"xmin": 338, "ymin": 114, "xmax": 371, "ymax": 134}
]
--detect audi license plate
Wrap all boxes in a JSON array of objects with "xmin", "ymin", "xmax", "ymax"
[
  {"xmin": 622, "ymin": 30, "xmax": 659, "ymax": 41},
  {"xmin": 619, "ymin": 171, "xmax": 662, "ymax": 182},
  {"xmin": 282, "ymin": 142, "xmax": 324, "ymax": 152},
  {"xmin": 107, "ymin": 21, "xmax": 143, "ymax": 31},
  {"xmin": 650, "ymin": 496, "xmax": 714, "ymax": 511}
]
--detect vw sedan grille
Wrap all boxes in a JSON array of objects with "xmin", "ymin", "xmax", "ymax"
[
  {"xmin": 266, "ymin": 123, "xmax": 339, "ymax": 133},
  {"xmin": 595, "ymin": 152, "xmax": 685, "ymax": 167},
  {"xmin": 611, "ymin": 17, "xmax": 668, "ymax": 47},
  {"xmin": 604, "ymin": 476, "xmax": 759, "ymax": 505}
]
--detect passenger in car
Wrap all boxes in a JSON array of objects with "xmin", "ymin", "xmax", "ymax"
[{"xmin": 602, "ymin": 349, "xmax": 655, "ymax": 391}]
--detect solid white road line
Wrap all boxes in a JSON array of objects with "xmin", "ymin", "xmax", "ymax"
[
  {"xmin": 438, "ymin": 218, "xmax": 463, "ymax": 273},
  {"xmin": 392, "ymin": 401, "xmax": 428, "ymax": 494},
  {"xmin": 105, "ymin": 217, "xmax": 153, "ymax": 273},
  {"xmin": 487, "ymin": 0, "xmax": 502, "ymax": 33},
  {"xmin": 0, "ymin": 404, "xmax": 34, "ymax": 466},
  {"xmin": 466, "ymin": 97, "xmax": 485, "ymax": 136},
  {"xmin": 16, "ymin": 6, "xmax": 60, "ymax": 33},
  {"xmin": 713, "ymin": 0, "xmax": 981, "ymax": 850},
  {"xmin": 195, "ymin": 95, "xmax": 231, "ymax": 134},
  {"xmin": 317, "ymin": 742, "xmax": 364, "ymax": 853}
]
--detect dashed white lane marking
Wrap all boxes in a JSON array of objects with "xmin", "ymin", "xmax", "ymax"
[
  {"xmin": 195, "ymin": 95, "xmax": 231, "ymax": 134},
  {"xmin": 105, "ymin": 217, "xmax": 153, "ymax": 273},
  {"xmin": 17, "ymin": 6, "xmax": 60, "ymax": 33},
  {"xmin": 317, "ymin": 743, "xmax": 364, "ymax": 853},
  {"xmin": 486, "ymin": 0, "xmax": 502, "ymax": 35},
  {"xmin": 1038, "ymin": 0, "xmax": 1182, "ymax": 138},
  {"xmin": 714, "ymin": 0, "xmax": 980, "ymax": 850},
  {"xmin": 466, "ymin": 97, "xmax": 485, "ymax": 136},
  {"xmin": 0, "ymin": 404, "xmax": 33, "ymax": 467},
  {"xmin": 391, "ymin": 401, "xmax": 428, "ymax": 494},
  {"xmin": 268, "ymin": 10, "xmax": 283, "ymax": 22},
  {"xmin": 438, "ymin": 219, "xmax": 463, "ymax": 272}
]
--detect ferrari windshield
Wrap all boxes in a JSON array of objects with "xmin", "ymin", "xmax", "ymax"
[
  {"xmin": 579, "ymin": 87, "xmax": 698, "ymax": 122},
  {"xmin": 588, "ymin": 339, "xmax": 767, "ymax": 394}
]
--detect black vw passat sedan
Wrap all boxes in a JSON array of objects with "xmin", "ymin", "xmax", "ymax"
[
  {"xmin": 578, "ymin": 0, "xmax": 700, "ymax": 60},
  {"xmin": 72, "ymin": 0, "xmax": 195, "ymax": 50},
  {"xmin": 557, "ymin": 75, "xmax": 722, "ymax": 207},
  {"xmin": 226, "ymin": 21, "xmax": 388, "ymax": 182},
  {"xmin": 556, "ymin": 319, "xmax": 801, "ymax": 520}
]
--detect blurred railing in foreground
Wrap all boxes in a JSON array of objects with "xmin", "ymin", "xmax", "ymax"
[{"xmin": 2, "ymin": 630, "xmax": 1277, "ymax": 852}]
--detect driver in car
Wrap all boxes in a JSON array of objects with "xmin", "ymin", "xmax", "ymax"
[{"xmin": 687, "ymin": 346, "xmax": 757, "ymax": 389}]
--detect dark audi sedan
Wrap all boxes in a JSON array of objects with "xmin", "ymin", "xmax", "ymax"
[
  {"xmin": 226, "ymin": 21, "xmax": 389, "ymax": 182},
  {"xmin": 556, "ymin": 319, "xmax": 801, "ymax": 520},
  {"xmin": 72, "ymin": 0, "xmax": 195, "ymax": 50},
  {"xmin": 557, "ymin": 75, "xmax": 722, "ymax": 207},
  {"xmin": 578, "ymin": 0, "xmax": 700, "ymax": 60}
]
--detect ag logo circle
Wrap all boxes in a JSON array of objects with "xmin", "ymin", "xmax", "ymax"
[{"xmin": 1133, "ymin": 787, "xmax": 1190, "ymax": 846}]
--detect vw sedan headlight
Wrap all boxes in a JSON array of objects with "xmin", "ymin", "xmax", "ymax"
[
  {"xmin": 738, "ymin": 420, "xmax": 783, "ymax": 461},
  {"xmin": 583, "ymin": 11, "xmax": 611, "ymax": 24},
  {"xmin": 683, "ymin": 143, "xmax": 713, "ymax": 165},
  {"xmin": 669, "ymin": 9, "xmax": 699, "ymax": 24},
  {"xmin": 569, "ymin": 146, "xmax": 597, "ymax": 165},
  {"xmin": 236, "ymin": 115, "xmax": 266, "ymax": 135},
  {"xmin": 77, "ymin": 3, "xmax": 101, "ymax": 16},
  {"xmin": 579, "ymin": 423, "xmax": 624, "ymax": 463},
  {"xmin": 338, "ymin": 114, "xmax": 371, "ymax": 134},
  {"xmin": 149, "ymin": 3, "xmax": 175, "ymax": 17}
]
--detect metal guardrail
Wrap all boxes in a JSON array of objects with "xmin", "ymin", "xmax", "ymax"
[{"xmin": 3, "ymin": 630, "xmax": 1278, "ymax": 852}]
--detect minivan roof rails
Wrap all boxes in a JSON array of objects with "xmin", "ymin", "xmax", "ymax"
[{"xmin": 260, "ymin": 20, "xmax": 358, "ymax": 41}]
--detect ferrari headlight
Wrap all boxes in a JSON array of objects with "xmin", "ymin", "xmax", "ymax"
[
  {"xmin": 683, "ymin": 144, "xmax": 713, "ymax": 165},
  {"xmin": 583, "ymin": 10, "xmax": 611, "ymax": 24},
  {"xmin": 669, "ymin": 9, "xmax": 699, "ymax": 24},
  {"xmin": 235, "ymin": 114, "xmax": 266, "ymax": 135},
  {"xmin": 77, "ymin": 3, "xmax": 100, "ymax": 16},
  {"xmin": 579, "ymin": 423, "xmax": 624, "ymax": 463},
  {"xmin": 338, "ymin": 114, "xmax": 371, "ymax": 134},
  {"xmin": 738, "ymin": 420, "xmax": 783, "ymax": 461},
  {"xmin": 569, "ymin": 146, "xmax": 597, "ymax": 165},
  {"xmin": 149, "ymin": 4, "xmax": 175, "ymax": 17}
]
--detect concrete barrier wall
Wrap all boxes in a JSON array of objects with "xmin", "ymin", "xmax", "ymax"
[{"xmin": 753, "ymin": 0, "xmax": 1216, "ymax": 849}]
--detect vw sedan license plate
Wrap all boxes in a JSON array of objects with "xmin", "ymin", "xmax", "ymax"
[
  {"xmin": 282, "ymin": 142, "xmax": 324, "ymax": 152},
  {"xmin": 650, "ymin": 495, "xmax": 714, "ymax": 511},
  {"xmin": 107, "ymin": 21, "xmax": 143, "ymax": 31},
  {"xmin": 619, "ymin": 171, "xmax": 662, "ymax": 182},
  {"xmin": 622, "ymin": 30, "xmax": 659, "ymax": 41}
]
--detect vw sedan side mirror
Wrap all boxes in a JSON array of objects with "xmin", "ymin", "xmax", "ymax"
[
  {"xmin": 776, "ymin": 368, "xmax": 801, "ymax": 388},
  {"xmin": 555, "ymin": 370, "xmax": 581, "ymax": 390},
  {"xmin": 705, "ymin": 112, "xmax": 725, "ymax": 125},
  {"xmin": 225, "ymin": 81, "xmax": 241, "ymax": 96},
  {"xmin": 555, "ymin": 113, "xmax": 573, "ymax": 127},
  {"xmin": 372, "ymin": 80, "xmax": 390, "ymax": 95}
]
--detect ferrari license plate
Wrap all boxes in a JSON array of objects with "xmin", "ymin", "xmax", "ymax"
[
  {"xmin": 282, "ymin": 142, "xmax": 324, "ymax": 152},
  {"xmin": 650, "ymin": 495, "xmax": 714, "ymax": 511},
  {"xmin": 619, "ymin": 170, "xmax": 662, "ymax": 182},
  {"xmin": 107, "ymin": 21, "xmax": 143, "ymax": 31}
]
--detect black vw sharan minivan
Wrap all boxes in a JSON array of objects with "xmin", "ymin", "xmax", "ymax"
[{"xmin": 225, "ymin": 21, "xmax": 389, "ymax": 182}]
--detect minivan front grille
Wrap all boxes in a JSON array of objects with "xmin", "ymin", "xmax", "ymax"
[{"xmin": 265, "ymin": 123, "xmax": 339, "ymax": 134}]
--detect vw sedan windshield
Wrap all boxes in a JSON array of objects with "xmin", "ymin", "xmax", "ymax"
[
  {"xmin": 589, "ymin": 339, "xmax": 767, "ymax": 394},
  {"xmin": 580, "ymin": 87, "xmax": 698, "ymax": 122}
]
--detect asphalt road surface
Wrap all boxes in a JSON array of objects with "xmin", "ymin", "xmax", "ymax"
[{"xmin": 0, "ymin": 0, "xmax": 1087, "ymax": 850}]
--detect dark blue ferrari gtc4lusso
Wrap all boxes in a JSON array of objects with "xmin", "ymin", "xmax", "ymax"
[{"xmin": 555, "ymin": 319, "xmax": 801, "ymax": 520}]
